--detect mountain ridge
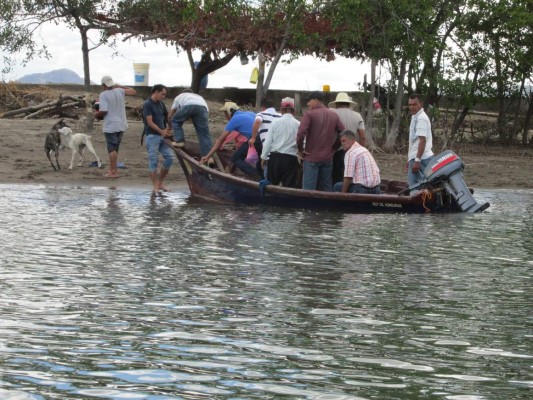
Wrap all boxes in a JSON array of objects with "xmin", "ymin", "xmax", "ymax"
[{"xmin": 17, "ymin": 68, "xmax": 94, "ymax": 85}]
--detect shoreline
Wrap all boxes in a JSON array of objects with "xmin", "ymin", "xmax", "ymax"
[{"xmin": 1, "ymin": 112, "xmax": 532, "ymax": 191}]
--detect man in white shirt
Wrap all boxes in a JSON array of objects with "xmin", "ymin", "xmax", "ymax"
[
  {"xmin": 260, "ymin": 97, "xmax": 300, "ymax": 188},
  {"xmin": 407, "ymin": 94, "xmax": 434, "ymax": 189},
  {"xmin": 169, "ymin": 88, "xmax": 213, "ymax": 157},
  {"xmin": 94, "ymin": 75, "xmax": 136, "ymax": 178}
]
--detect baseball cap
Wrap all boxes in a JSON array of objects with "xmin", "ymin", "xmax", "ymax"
[
  {"xmin": 101, "ymin": 76, "xmax": 115, "ymax": 87},
  {"xmin": 280, "ymin": 97, "xmax": 295, "ymax": 108},
  {"xmin": 304, "ymin": 91, "xmax": 324, "ymax": 102},
  {"xmin": 219, "ymin": 101, "xmax": 240, "ymax": 113}
]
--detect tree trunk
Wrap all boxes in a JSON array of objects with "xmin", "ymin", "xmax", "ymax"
[
  {"xmin": 493, "ymin": 39, "xmax": 507, "ymax": 141},
  {"xmin": 80, "ymin": 28, "xmax": 94, "ymax": 131},
  {"xmin": 511, "ymin": 75, "xmax": 526, "ymax": 142},
  {"xmin": 364, "ymin": 58, "xmax": 377, "ymax": 150},
  {"xmin": 523, "ymin": 92, "xmax": 533, "ymax": 146},
  {"xmin": 189, "ymin": 50, "xmax": 235, "ymax": 94},
  {"xmin": 255, "ymin": 52, "xmax": 266, "ymax": 111},
  {"xmin": 255, "ymin": 20, "xmax": 291, "ymax": 106},
  {"xmin": 450, "ymin": 64, "xmax": 483, "ymax": 140},
  {"xmin": 385, "ymin": 58, "xmax": 407, "ymax": 150}
]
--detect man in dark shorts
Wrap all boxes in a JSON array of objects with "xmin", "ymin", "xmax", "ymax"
[{"xmin": 94, "ymin": 75, "xmax": 136, "ymax": 178}]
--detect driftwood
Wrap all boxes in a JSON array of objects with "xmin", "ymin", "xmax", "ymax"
[
  {"xmin": 22, "ymin": 101, "xmax": 81, "ymax": 119},
  {"xmin": 1, "ymin": 95, "xmax": 85, "ymax": 119}
]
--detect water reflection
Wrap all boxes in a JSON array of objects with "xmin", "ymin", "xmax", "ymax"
[{"xmin": 0, "ymin": 185, "xmax": 530, "ymax": 399}]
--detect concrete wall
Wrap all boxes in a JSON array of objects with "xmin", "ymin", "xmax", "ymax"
[{"xmin": 17, "ymin": 83, "xmax": 368, "ymax": 113}]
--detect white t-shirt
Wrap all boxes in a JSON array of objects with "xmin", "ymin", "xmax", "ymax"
[
  {"xmin": 99, "ymin": 88, "xmax": 128, "ymax": 133},
  {"xmin": 170, "ymin": 93, "xmax": 208, "ymax": 111},
  {"xmin": 408, "ymin": 108, "xmax": 433, "ymax": 161}
]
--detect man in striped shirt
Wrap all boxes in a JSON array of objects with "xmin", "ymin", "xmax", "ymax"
[
  {"xmin": 249, "ymin": 98, "xmax": 281, "ymax": 179},
  {"xmin": 333, "ymin": 130, "xmax": 381, "ymax": 194}
]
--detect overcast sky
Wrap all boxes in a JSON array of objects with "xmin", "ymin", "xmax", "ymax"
[{"xmin": 2, "ymin": 22, "xmax": 375, "ymax": 92}]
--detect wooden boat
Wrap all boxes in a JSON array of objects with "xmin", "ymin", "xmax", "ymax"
[{"xmin": 170, "ymin": 141, "xmax": 489, "ymax": 214}]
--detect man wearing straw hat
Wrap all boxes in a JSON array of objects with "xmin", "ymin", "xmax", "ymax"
[
  {"xmin": 328, "ymin": 92, "xmax": 366, "ymax": 146},
  {"xmin": 329, "ymin": 92, "xmax": 366, "ymax": 184}
]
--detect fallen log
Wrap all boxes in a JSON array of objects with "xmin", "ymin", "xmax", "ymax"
[
  {"xmin": 0, "ymin": 95, "xmax": 85, "ymax": 118},
  {"xmin": 22, "ymin": 101, "xmax": 81, "ymax": 119}
]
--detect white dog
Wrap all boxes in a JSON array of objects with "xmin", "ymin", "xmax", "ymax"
[{"xmin": 57, "ymin": 127, "xmax": 102, "ymax": 170}]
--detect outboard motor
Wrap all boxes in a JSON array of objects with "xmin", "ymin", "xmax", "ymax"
[{"xmin": 423, "ymin": 151, "xmax": 489, "ymax": 213}]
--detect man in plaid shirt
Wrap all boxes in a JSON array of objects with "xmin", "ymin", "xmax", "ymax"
[{"xmin": 333, "ymin": 130, "xmax": 381, "ymax": 194}]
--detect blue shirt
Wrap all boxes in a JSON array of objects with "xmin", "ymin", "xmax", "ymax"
[
  {"xmin": 225, "ymin": 110, "xmax": 256, "ymax": 138},
  {"xmin": 143, "ymin": 97, "xmax": 167, "ymax": 136}
]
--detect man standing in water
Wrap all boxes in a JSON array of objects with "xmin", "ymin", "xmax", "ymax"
[
  {"xmin": 407, "ymin": 93, "xmax": 434, "ymax": 191},
  {"xmin": 94, "ymin": 75, "xmax": 136, "ymax": 178},
  {"xmin": 143, "ymin": 84, "xmax": 174, "ymax": 198}
]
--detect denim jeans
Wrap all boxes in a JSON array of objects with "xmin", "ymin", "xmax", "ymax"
[
  {"xmin": 302, "ymin": 160, "xmax": 333, "ymax": 191},
  {"xmin": 146, "ymin": 134, "xmax": 174, "ymax": 172},
  {"xmin": 333, "ymin": 182, "xmax": 381, "ymax": 194},
  {"xmin": 407, "ymin": 157, "xmax": 432, "ymax": 188},
  {"xmin": 171, "ymin": 105, "xmax": 213, "ymax": 156}
]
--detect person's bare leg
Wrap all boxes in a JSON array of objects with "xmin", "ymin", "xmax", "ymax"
[
  {"xmin": 109, "ymin": 150, "xmax": 119, "ymax": 176},
  {"xmin": 158, "ymin": 168, "xmax": 169, "ymax": 194},
  {"xmin": 150, "ymin": 170, "xmax": 159, "ymax": 197}
]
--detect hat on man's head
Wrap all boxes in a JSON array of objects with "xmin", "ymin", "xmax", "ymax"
[
  {"xmin": 328, "ymin": 92, "xmax": 358, "ymax": 108},
  {"xmin": 280, "ymin": 97, "xmax": 295, "ymax": 109},
  {"xmin": 219, "ymin": 101, "xmax": 240, "ymax": 113},
  {"xmin": 101, "ymin": 75, "xmax": 115, "ymax": 88},
  {"xmin": 304, "ymin": 90, "xmax": 324, "ymax": 102}
]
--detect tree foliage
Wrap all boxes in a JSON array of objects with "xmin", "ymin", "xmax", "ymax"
[{"xmin": 1, "ymin": 0, "xmax": 531, "ymax": 145}]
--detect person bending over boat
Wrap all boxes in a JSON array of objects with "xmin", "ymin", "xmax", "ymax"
[
  {"xmin": 200, "ymin": 102, "xmax": 261, "ymax": 179},
  {"xmin": 297, "ymin": 91, "xmax": 345, "ymax": 191},
  {"xmin": 333, "ymin": 130, "xmax": 381, "ymax": 194},
  {"xmin": 407, "ymin": 93, "xmax": 434, "ymax": 192},
  {"xmin": 168, "ymin": 88, "xmax": 213, "ymax": 157},
  {"xmin": 260, "ymin": 97, "xmax": 300, "ymax": 188}
]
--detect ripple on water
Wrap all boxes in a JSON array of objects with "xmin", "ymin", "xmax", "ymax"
[{"xmin": 0, "ymin": 185, "xmax": 531, "ymax": 399}]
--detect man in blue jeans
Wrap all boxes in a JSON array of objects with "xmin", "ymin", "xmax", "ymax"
[
  {"xmin": 407, "ymin": 93, "xmax": 434, "ymax": 193},
  {"xmin": 200, "ymin": 102, "xmax": 260, "ymax": 179},
  {"xmin": 143, "ymin": 84, "xmax": 174, "ymax": 198},
  {"xmin": 297, "ymin": 91, "xmax": 345, "ymax": 191},
  {"xmin": 169, "ymin": 88, "xmax": 213, "ymax": 158}
]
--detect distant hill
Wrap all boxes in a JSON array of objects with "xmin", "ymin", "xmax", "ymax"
[{"xmin": 17, "ymin": 68, "xmax": 93, "ymax": 84}]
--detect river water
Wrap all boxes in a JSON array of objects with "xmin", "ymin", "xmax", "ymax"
[{"xmin": 0, "ymin": 184, "xmax": 531, "ymax": 400}]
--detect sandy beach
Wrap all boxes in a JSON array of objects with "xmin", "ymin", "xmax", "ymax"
[{"xmin": 1, "ymin": 97, "xmax": 531, "ymax": 191}]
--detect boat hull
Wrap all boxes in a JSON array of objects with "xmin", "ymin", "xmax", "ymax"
[{"xmin": 174, "ymin": 143, "xmax": 461, "ymax": 214}]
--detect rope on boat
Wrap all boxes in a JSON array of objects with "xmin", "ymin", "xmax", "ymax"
[{"xmin": 421, "ymin": 189, "xmax": 433, "ymax": 213}]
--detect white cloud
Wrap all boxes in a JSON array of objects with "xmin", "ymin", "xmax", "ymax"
[{"xmin": 2, "ymin": 21, "xmax": 373, "ymax": 92}]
